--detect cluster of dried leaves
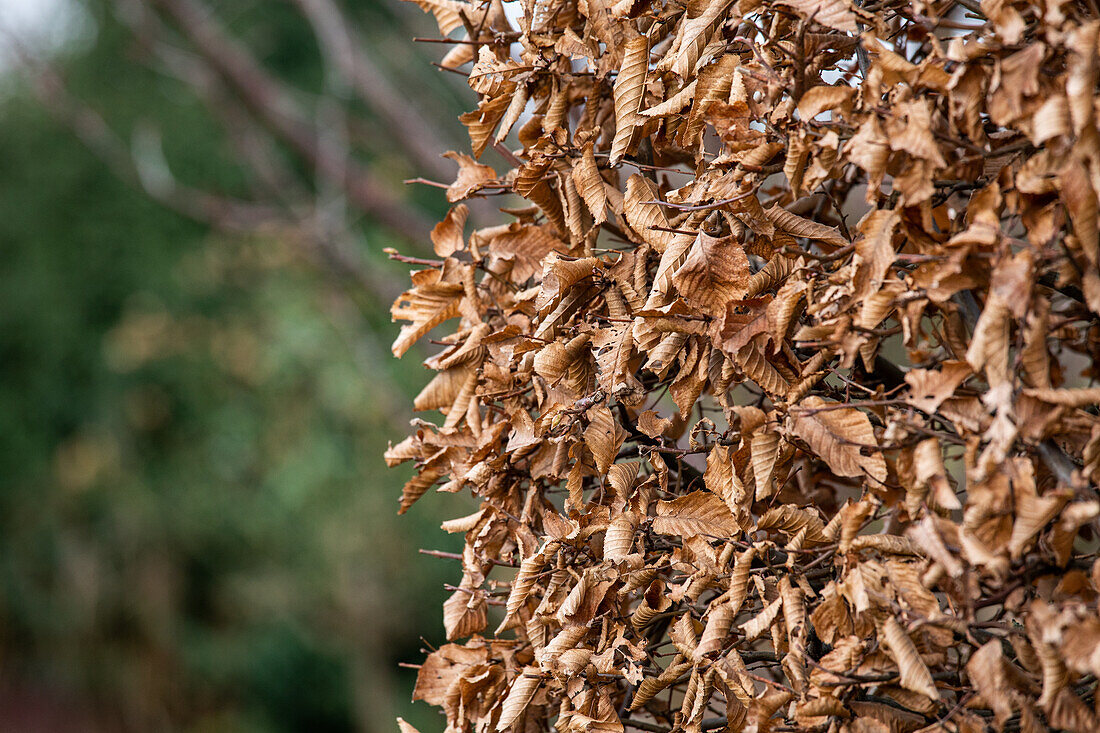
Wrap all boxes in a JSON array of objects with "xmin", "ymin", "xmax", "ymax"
[{"xmin": 386, "ymin": 0, "xmax": 1100, "ymax": 731}]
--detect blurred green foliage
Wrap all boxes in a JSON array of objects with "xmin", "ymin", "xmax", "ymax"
[{"xmin": 0, "ymin": 1, "xmax": 474, "ymax": 730}]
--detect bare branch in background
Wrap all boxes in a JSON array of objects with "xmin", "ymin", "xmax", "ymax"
[
  {"xmin": 4, "ymin": 31, "xmax": 278, "ymax": 232},
  {"xmin": 3, "ymin": 0, "xmax": 485, "ymax": 305},
  {"xmin": 3, "ymin": 26, "xmax": 405, "ymax": 304},
  {"xmin": 114, "ymin": 0, "xmax": 310, "ymax": 207},
  {"xmin": 147, "ymin": 0, "xmax": 435, "ymax": 238},
  {"xmin": 292, "ymin": 0, "xmax": 458, "ymax": 182}
]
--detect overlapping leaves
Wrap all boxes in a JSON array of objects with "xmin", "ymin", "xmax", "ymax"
[{"xmin": 390, "ymin": 2, "xmax": 1100, "ymax": 731}]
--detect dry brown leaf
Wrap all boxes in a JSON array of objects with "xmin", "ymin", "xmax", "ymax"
[
  {"xmin": 713, "ymin": 296, "xmax": 772, "ymax": 356},
  {"xmin": 741, "ymin": 596, "xmax": 783, "ymax": 641},
  {"xmin": 572, "ymin": 143, "xmax": 608, "ymax": 225},
  {"xmin": 432, "ymin": 204, "xmax": 469, "ymax": 257},
  {"xmin": 585, "ymin": 405, "xmax": 627, "ymax": 474},
  {"xmin": 904, "ymin": 361, "xmax": 971, "ymax": 414},
  {"xmin": 758, "ymin": 505, "xmax": 828, "ymax": 544},
  {"xmin": 798, "ymin": 84, "xmax": 856, "ymax": 121},
  {"xmin": 413, "ymin": 642, "xmax": 489, "ymax": 706},
  {"xmin": 1022, "ymin": 387, "xmax": 1100, "ymax": 407},
  {"xmin": 496, "ymin": 668, "xmax": 541, "ymax": 730},
  {"xmin": 609, "ymin": 35, "xmax": 649, "ymax": 166},
  {"xmin": 881, "ymin": 616, "xmax": 938, "ymax": 701},
  {"xmin": 672, "ymin": 233, "xmax": 751, "ymax": 317},
  {"xmin": 766, "ymin": 205, "xmax": 848, "ymax": 249},
  {"xmin": 604, "ymin": 511, "xmax": 639, "ymax": 561},
  {"xmin": 778, "ymin": 0, "xmax": 857, "ymax": 32},
  {"xmin": 391, "ymin": 269, "xmax": 465, "ymax": 358},
  {"xmin": 704, "ymin": 444, "xmax": 750, "ymax": 526},
  {"xmin": 653, "ymin": 490, "xmax": 740, "ymax": 538},
  {"xmin": 623, "ymin": 175, "xmax": 679, "ymax": 253},
  {"xmin": 750, "ymin": 428, "xmax": 781, "ymax": 501},
  {"xmin": 789, "ymin": 397, "xmax": 887, "ymax": 486},
  {"xmin": 967, "ymin": 641, "xmax": 1015, "ymax": 728},
  {"xmin": 442, "ymin": 152, "xmax": 497, "ymax": 203},
  {"xmin": 443, "ymin": 585, "xmax": 488, "ymax": 640},
  {"xmin": 637, "ymin": 409, "xmax": 672, "ymax": 438}
]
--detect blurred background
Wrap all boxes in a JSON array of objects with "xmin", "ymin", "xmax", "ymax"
[{"xmin": 0, "ymin": 0, "xmax": 483, "ymax": 730}]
